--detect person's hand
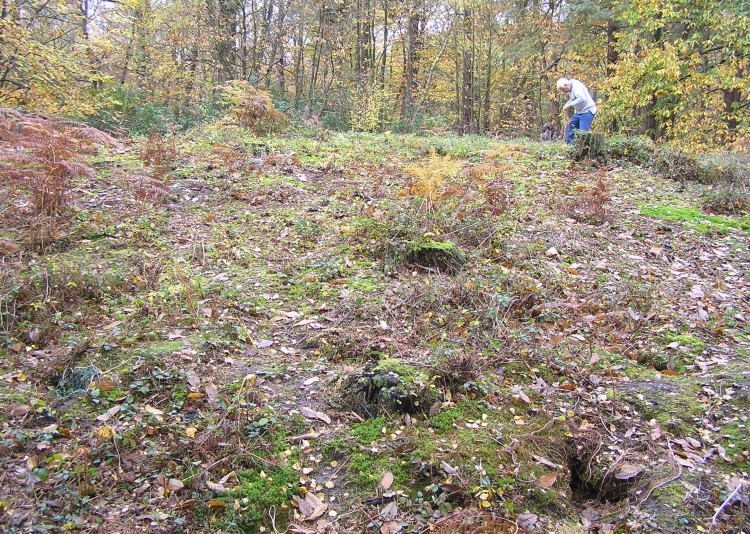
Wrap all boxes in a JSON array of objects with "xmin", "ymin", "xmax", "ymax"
[{"xmin": 563, "ymin": 103, "xmax": 570, "ymax": 111}]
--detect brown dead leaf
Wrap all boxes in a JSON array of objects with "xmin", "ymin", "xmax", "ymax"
[
  {"xmin": 175, "ymin": 499, "xmax": 200, "ymax": 510},
  {"xmin": 206, "ymin": 480, "xmax": 226, "ymax": 493},
  {"xmin": 532, "ymin": 455, "xmax": 561, "ymax": 469},
  {"xmin": 167, "ymin": 478, "xmax": 184, "ymax": 492},
  {"xmin": 539, "ymin": 472, "xmax": 557, "ymax": 488},
  {"xmin": 205, "ymin": 383, "xmax": 218, "ymax": 402},
  {"xmin": 380, "ymin": 522, "xmax": 402, "ymax": 534},
  {"xmin": 187, "ymin": 373, "xmax": 201, "ymax": 389},
  {"xmin": 292, "ymin": 492, "xmax": 328, "ymax": 521},
  {"xmin": 97, "ymin": 379, "xmax": 117, "ymax": 392},
  {"xmin": 673, "ymin": 455, "xmax": 695, "ymax": 469},
  {"xmin": 614, "ymin": 464, "xmax": 644, "ymax": 480},
  {"xmin": 299, "ymin": 407, "xmax": 331, "ymax": 425},
  {"xmin": 380, "ymin": 501, "xmax": 398, "ymax": 520},
  {"xmin": 441, "ymin": 461, "xmax": 457, "ymax": 475},
  {"xmin": 10, "ymin": 404, "xmax": 31, "ymax": 417},
  {"xmin": 381, "ymin": 472, "xmax": 394, "ymax": 491},
  {"xmin": 96, "ymin": 405, "xmax": 121, "ymax": 422},
  {"xmin": 207, "ymin": 499, "xmax": 226, "ymax": 508}
]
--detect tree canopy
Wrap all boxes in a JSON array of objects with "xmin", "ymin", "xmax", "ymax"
[{"xmin": 2, "ymin": 0, "xmax": 749, "ymax": 146}]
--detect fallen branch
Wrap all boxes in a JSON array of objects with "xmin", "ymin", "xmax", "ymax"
[
  {"xmin": 289, "ymin": 431, "xmax": 324, "ymax": 442},
  {"xmin": 709, "ymin": 482, "xmax": 745, "ymax": 532}
]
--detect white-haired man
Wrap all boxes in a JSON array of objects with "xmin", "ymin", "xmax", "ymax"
[{"xmin": 556, "ymin": 78, "xmax": 597, "ymax": 144}]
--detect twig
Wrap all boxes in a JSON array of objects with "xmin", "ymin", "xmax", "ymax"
[
  {"xmin": 709, "ymin": 483, "xmax": 744, "ymax": 532},
  {"xmin": 639, "ymin": 438, "xmax": 683, "ymax": 505},
  {"xmin": 269, "ymin": 505, "xmax": 280, "ymax": 534}
]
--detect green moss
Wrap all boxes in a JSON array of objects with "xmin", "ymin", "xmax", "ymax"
[
  {"xmin": 373, "ymin": 358, "xmax": 410, "ymax": 376},
  {"xmin": 717, "ymin": 421, "xmax": 750, "ymax": 469},
  {"xmin": 641, "ymin": 206, "xmax": 750, "ymax": 234},
  {"xmin": 350, "ymin": 417, "xmax": 387, "ymax": 445},
  {"xmin": 350, "ymin": 451, "xmax": 410, "ymax": 489},
  {"xmin": 142, "ymin": 340, "xmax": 185, "ymax": 356},
  {"xmin": 429, "ymin": 405, "xmax": 465, "ymax": 430},
  {"xmin": 664, "ymin": 332, "xmax": 705, "ymax": 351},
  {"xmin": 618, "ymin": 378, "xmax": 703, "ymax": 431},
  {"xmin": 219, "ymin": 464, "xmax": 296, "ymax": 531}
]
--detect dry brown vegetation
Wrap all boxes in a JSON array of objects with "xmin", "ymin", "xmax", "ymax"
[{"xmin": 1, "ymin": 127, "xmax": 749, "ymax": 533}]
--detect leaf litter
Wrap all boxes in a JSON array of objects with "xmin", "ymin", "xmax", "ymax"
[{"xmin": 0, "ymin": 132, "xmax": 749, "ymax": 532}]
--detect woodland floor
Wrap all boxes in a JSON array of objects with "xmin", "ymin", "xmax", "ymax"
[{"xmin": 1, "ymin": 126, "xmax": 749, "ymax": 533}]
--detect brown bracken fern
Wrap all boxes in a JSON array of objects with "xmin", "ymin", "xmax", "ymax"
[
  {"xmin": 218, "ymin": 81, "xmax": 287, "ymax": 131},
  {"xmin": 0, "ymin": 108, "xmax": 117, "ymax": 242},
  {"xmin": 132, "ymin": 130, "xmax": 175, "ymax": 204}
]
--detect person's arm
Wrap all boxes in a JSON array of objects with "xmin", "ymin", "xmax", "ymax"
[{"xmin": 563, "ymin": 82, "xmax": 586, "ymax": 111}]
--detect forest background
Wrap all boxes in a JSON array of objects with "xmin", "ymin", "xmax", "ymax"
[{"xmin": 2, "ymin": 0, "xmax": 750, "ymax": 148}]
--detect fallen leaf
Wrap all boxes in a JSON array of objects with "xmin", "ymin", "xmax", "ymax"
[
  {"xmin": 205, "ymin": 383, "xmax": 218, "ymax": 402},
  {"xmin": 518, "ymin": 513, "xmax": 538, "ymax": 529},
  {"xmin": 218, "ymin": 471, "xmax": 239, "ymax": 486},
  {"xmin": 614, "ymin": 464, "xmax": 644, "ymax": 480},
  {"xmin": 10, "ymin": 404, "xmax": 31, "ymax": 417},
  {"xmin": 381, "ymin": 472, "xmax": 394, "ymax": 490},
  {"xmin": 539, "ymin": 472, "xmax": 557, "ymax": 488},
  {"xmin": 206, "ymin": 480, "xmax": 227, "ymax": 493},
  {"xmin": 674, "ymin": 456, "xmax": 695, "ymax": 469},
  {"xmin": 690, "ymin": 285, "xmax": 705, "ymax": 299},
  {"xmin": 380, "ymin": 501, "xmax": 398, "ymax": 520},
  {"xmin": 185, "ymin": 427, "xmax": 197, "ymax": 438},
  {"xmin": 380, "ymin": 521, "xmax": 402, "ymax": 534},
  {"xmin": 175, "ymin": 499, "xmax": 200, "ymax": 510},
  {"xmin": 167, "ymin": 478, "xmax": 184, "ymax": 492},
  {"xmin": 97, "ymin": 379, "xmax": 117, "ymax": 392},
  {"xmin": 96, "ymin": 405, "xmax": 121, "ymax": 422},
  {"xmin": 532, "ymin": 455, "xmax": 561, "ymax": 469},
  {"xmin": 144, "ymin": 405, "xmax": 164, "ymax": 416},
  {"xmin": 207, "ymin": 499, "xmax": 226, "ymax": 508},
  {"xmin": 299, "ymin": 407, "xmax": 331, "ymax": 425},
  {"xmin": 292, "ymin": 492, "xmax": 328, "ymax": 521},
  {"xmin": 187, "ymin": 374, "xmax": 201, "ymax": 388},
  {"xmin": 441, "ymin": 461, "xmax": 457, "ymax": 475},
  {"xmin": 546, "ymin": 247, "xmax": 559, "ymax": 258}
]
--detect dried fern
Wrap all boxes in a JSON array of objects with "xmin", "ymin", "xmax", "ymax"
[
  {"xmin": 0, "ymin": 108, "xmax": 117, "ymax": 240},
  {"xmin": 217, "ymin": 81, "xmax": 286, "ymax": 131}
]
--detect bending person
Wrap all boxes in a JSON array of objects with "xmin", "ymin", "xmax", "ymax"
[{"xmin": 556, "ymin": 78, "xmax": 597, "ymax": 144}]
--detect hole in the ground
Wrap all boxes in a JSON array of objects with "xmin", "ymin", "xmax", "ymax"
[{"xmin": 567, "ymin": 434, "xmax": 645, "ymax": 503}]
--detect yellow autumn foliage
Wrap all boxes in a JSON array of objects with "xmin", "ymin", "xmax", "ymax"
[{"xmin": 406, "ymin": 149, "xmax": 464, "ymax": 205}]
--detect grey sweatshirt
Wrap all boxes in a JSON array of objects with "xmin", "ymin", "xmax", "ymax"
[{"xmin": 567, "ymin": 79, "xmax": 597, "ymax": 114}]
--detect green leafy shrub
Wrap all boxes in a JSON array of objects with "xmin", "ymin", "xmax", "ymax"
[
  {"xmin": 606, "ymin": 135, "xmax": 655, "ymax": 166},
  {"xmin": 88, "ymin": 87, "xmax": 222, "ymax": 135},
  {"xmin": 700, "ymin": 187, "xmax": 750, "ymax": 215},
  {"xmin": 569, "ymin": 132, "xmax": 608, "ymax": 163}
]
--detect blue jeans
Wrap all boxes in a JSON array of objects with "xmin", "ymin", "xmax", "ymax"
[{"xmin": 565, "ymin": 111, "xmax": 595, "ymax": 144}]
